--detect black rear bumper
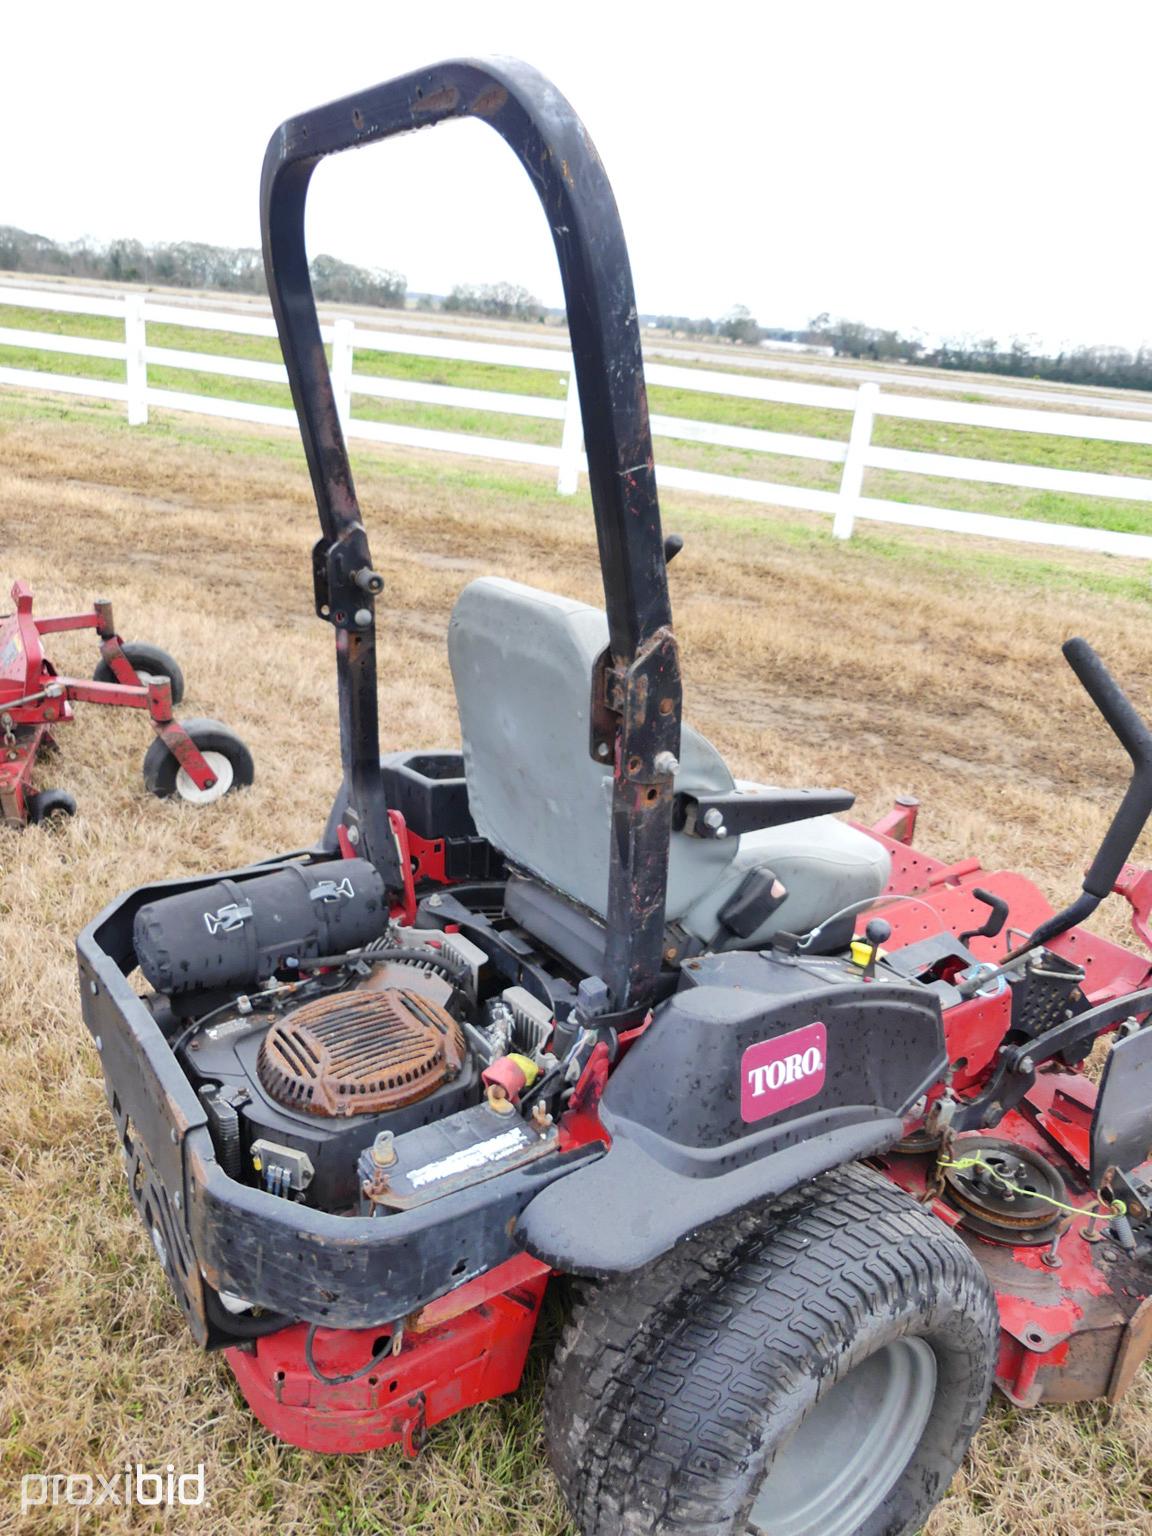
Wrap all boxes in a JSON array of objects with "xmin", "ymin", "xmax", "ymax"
[{"xmin": 76, "ymin": 857, "xmax": 589, "ymax": 1348}]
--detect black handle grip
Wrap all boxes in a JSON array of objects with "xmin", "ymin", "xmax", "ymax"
[
  {"xmin": 959, "ymin": 887, "xmax": 1009, "ymax": 946},
  {"xmin": 1063, "ymin": 638, "xmax": 1152, "ymax": 898}
]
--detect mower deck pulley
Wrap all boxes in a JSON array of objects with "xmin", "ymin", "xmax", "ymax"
[{"xmin": 942, "ymin": 1138, "xmax": 1068, "ymax": 1244}]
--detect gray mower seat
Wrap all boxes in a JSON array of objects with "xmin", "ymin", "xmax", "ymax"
[{"xmin": 447, "ymin": 578, "xmax": 889, "ymax": 957}]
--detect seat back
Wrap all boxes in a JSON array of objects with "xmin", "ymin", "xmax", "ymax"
[{"xmin": 447, "ymin": 578, "xmax": 736, "ymax": 922}]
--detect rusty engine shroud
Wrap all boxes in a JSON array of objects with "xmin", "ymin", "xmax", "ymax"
[{"xmin": 257, "ymin": 987, "xmax": 466, "ymax": 1117}]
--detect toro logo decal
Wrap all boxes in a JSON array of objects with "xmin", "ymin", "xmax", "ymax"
[{"xmin": 741, "ymin": 1022, "xmax": 827, "ymax": 1122}]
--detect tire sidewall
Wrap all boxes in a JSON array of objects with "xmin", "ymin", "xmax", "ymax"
[{"xmin": 143, "ymin": 718, "xmax": 253, "ymax": 800}]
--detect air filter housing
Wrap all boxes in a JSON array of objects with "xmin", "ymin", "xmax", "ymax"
[{"xmin": 258, "ymin": 987, "xmax": 466, "ymax": 1117}]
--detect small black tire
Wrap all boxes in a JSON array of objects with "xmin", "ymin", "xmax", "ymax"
[
  {"xmin": 546, "ymin": 1163, "xmax": 999, "ymax": 1536},
  {"xmin": 94, "ymin": 642, "xmax": 186, "ymax": 706},
  {"xmin": 142, "ymin": 718, "xmax": 254, "ymax": 804},
  {"xmin": 27, "ymin": 788, "xmax": 78, "ymax": 825}
]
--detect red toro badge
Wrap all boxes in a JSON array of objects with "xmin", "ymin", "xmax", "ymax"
[{"xmin": 741, "ymin": 1022, "xmax": 827, "ymax": 1122}]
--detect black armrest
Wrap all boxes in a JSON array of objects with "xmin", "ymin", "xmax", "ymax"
[{"xmin": 675, "ymin": 787, "xmax": 855, "ymax": 840}]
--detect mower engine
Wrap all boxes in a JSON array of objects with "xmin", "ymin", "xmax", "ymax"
[{"xmin": 132, "ymin": 857, "xmax": 562, "ymax": 1223}]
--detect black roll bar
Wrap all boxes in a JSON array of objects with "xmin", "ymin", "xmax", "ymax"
[{"xmin": 261, "ymin": 57, "xmax": 681, "ymax": 1012}]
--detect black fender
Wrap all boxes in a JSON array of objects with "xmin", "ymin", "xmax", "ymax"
[{"xmin": 516, "ymin": 951, "xmax": 945, "ymax": 1273}]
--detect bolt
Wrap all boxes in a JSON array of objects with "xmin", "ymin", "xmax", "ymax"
[
  {"xmin": 659, "ymin": 697, "xmax": 675, "ymax": 716},
  {"xmin": 93, "ymin": 1035, "xmax": 102, "ymax": 1052},
  {"xmin": 595, "ymin": 741, "xmax": 610, "ymax": 759},
  {"xmin": 428, "ymin": 893, "xmax": 443, "ymax": 908},
  {"xmin": 346, "ymin": 825, "xmax": 360, "ymax": 845},
  {"xmin": 173, "ymin": 1192, "xmax": 182, "ymax": 1210},
  {"xmin": 486, "ymin": 1083, "xmax": 516, "ymax": 1115},
  {"xmin": 1040, "ymin": 1234, "xmax": 1063, "ymax": 1269},
  {"xmin": 354, "ymin": 608, "xmax": 373, "ymax": 627},
  {"xmin": 703, "ymin": 808, "xmax": 725, "ymax": 829},
  {"xmin": 654, "ymin": 751, "xmax": 679, "ymax": 775},
  {"xmin": 1018, "ymin": 1056, "xmax": 1035, "ymax": 1074},
  {"xmin": 89, "ymin": 980, "xmax": 98, "ymax": 996}
]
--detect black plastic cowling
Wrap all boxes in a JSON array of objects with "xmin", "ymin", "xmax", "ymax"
[{"xmin": 517, "ymin": 948, "xmax": 946, "ymax": 1274}]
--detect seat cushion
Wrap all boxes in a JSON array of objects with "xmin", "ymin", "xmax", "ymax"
[
  {"xmin": 679, "ymin": 798, "xmax": 893, "ymax": 949},
  {"xmin": 447, "ymin": 577, "xmax": 890, "ymax": 954}
]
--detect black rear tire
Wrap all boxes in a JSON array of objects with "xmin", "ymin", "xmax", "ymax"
[
  {"xmin": 546, "ymin": 1163, "xmax": 999, "ymax": 1536},
  {"xmin": 94, "ymin": 642, "xmax": 185, "ymax": 706},
  {"xmin": 142, "ymin": 718, "xmax": 253, "ymax": 804}
]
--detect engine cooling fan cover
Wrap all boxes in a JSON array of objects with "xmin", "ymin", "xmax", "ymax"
[{"xmin": 257, "ymin": 986, "xmax": 466, "ymax": 1117}]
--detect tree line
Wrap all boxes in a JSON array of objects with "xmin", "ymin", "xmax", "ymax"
[
  {"xmin": 4, "ymin": 226, "xmax": 1150, "ymax": 391},
  {"xmin": 0, "ymin": 226, "xmax": 406, "ymax": 309},
  {"xmin": 653, "ymin": 307, "xmax": 1152, "ymax": 393}
]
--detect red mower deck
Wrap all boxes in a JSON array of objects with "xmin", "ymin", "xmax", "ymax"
[{"xmin": 0, "ymin": 580, "xmax": 252, "ymax": 826}]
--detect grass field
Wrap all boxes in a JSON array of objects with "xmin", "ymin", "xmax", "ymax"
[
  {"xmin": 4, "ymin": 301, "xmax": 1152, "ymax": 538},
  {"xmin": 2, "ymin": 389, "xmax": 1152, "ymax": 1535}
]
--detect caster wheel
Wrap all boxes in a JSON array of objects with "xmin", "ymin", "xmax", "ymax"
[
  {"xmin": 94, "ymin": 642, "xmax": 185, "ymax": 706},
  {"xmin": 27, "ymin": 788, "xmax": 77, "ymax": 825},
  {"xmin": 143, "ymin": 718, "xmax": 254, "ymax": 805}
]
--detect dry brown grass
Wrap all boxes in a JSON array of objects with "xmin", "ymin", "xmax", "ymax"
[{"xmin": 1, "ymin": 394, "xmax": 1151, "ymax": 1534}]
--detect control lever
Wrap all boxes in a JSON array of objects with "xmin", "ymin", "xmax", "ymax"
[
  {"xmin": 862, "ymin": 918, "xmax": 891, "ymax": 982},
  {"xmin": 962, "ymin": 639, "xmax": 1152, "ymax": 993},
  {"xmin": 958, "ymin": 888, "xmax": 1010, "ymax": 947}
]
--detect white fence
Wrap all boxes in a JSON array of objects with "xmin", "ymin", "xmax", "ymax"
[{"xmin": 3, "ymin": 285, "xmax": 1152, "ymax": 561}]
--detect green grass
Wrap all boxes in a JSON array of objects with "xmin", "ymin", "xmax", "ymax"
[
  {"xmin": 2, "ymin": 304, "xmax": 1151, "ymax": 536},
  {"xmin": 664, "ymin": 491, "xmax": 1152, "ymax": 603},
  {"xmin": 3, "ymin": 391, "xmax": 1146, "ymax": 611}
]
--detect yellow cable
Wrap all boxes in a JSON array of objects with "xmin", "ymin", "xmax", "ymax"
[{"xmin": 937, "ymin": 1155, "xmax": 1126, "ymax": 1223}]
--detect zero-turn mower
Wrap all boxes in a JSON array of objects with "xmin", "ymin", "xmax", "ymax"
[
  {"xmin": 78, "ymin": 58, "xmax": 1152, "ymax": 1536},
  {"xmin": 0, "ymin": 581, "xmax": 252, "ymax": 826}
]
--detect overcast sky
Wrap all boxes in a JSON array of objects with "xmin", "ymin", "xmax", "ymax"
[{"xmin": 4, "ymin": 2, "xmax": 1149, "ymax": 351}]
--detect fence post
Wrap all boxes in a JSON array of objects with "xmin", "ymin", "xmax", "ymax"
[
  {"xmin": 556, "ymin": 366, "xmax": 582, "ymax": 494},
  {"xmin": 331, "ymin": 317, "xmax": 354, "ymax": 433},
  {"xmin": 833, "ymin": 381, "xmax": 878, "ymax": 539},
  {"xmin": 124, "ymin": 294, "xmax": 147, "ymax": 426}
]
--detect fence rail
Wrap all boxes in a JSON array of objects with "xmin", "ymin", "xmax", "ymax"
[{"xmin": 2, "ymin": 285, "xmax": 1152, "ymax": 559}]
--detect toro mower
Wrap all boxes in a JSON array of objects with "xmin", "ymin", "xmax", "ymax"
[
  {"xmin": 78, "ymin": 59, "xmax": 1152, "ymax": 1536},
  {"xmin": 0, "ymin": 581, "xmax": 252, "ymax": 826}
]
